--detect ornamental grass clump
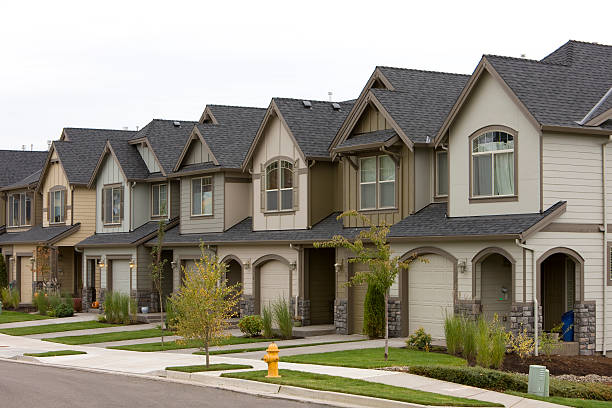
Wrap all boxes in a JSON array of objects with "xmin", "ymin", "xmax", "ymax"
[
  {"xmin": 261, "ymin": 305, "xmax": 273, "ymax": 339},
  {"xmin": 1, "ymin": 287, "xmax": 20, "ymax": 309},
  {"xmin": 272, "ymin": 297, "xmax": 293, "ymax": 340},
  {"xmin": 104, "ymin": 292, "xmax": 136, "ymax": 324},
  {"xmin": 474, "ymin": 315, "xmax": 508, "ymax": 369},
  {"xmin": 444, "ymin": 314, "xmax": 463, "ymax": 355}
]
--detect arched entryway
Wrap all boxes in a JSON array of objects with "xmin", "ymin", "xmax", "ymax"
[
  {"xmin": 537, "ymin": 248, "xmax": 583, "ymax": 332},
  {"xmin": 472, "ymin": 248, "xmax": 514, "ymax": 329},
  {"xmin": 222, "ymin": 255, "xmax": 243, "ymax": 316},
  {"xmin": 253, "ymin": 254, "xmax": 291, "ymax": 315}
]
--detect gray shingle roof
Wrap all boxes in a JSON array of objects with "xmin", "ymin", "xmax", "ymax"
[
  {"xmin": 77, "ymin": 220, "xmax": 168, "ymax": 247},
  {"xmin": 107, "ymin": 135, "xmax": 150, "ymax": 180},
  {"xmin": 207, "ymin": 105, "xmax": 266, "ymax": 126},
  {"xmin": 1, "ymin": 170, "xmax": 41, "ymax": 191},
  {"xmin": 388, "ymin": 201, "xmax": 565, "ymax": 239},
  {"xmin": 0, "ymin": 224, "xmax": 79, "ymax": 245},
  {"xmin": 485, "ymin": 40, "xmax": 612, "ymax": 129},
  {"xmin": 337, "ymin": 129, "xmax": 397, "ymax": 150},
  {"xmin": 0, "ymin": 150, "xmax": 47, "ymax": 188},
  {"xmin": 273, "ymin": 98, "xmax": 355, "ymax": 159},
  {"xmin": 131, "ymin": 120, "xmax": 199, "ymax": 174}
]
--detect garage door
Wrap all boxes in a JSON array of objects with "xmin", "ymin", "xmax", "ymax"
[
  {"xmin": 260, "ymin": 261, "xmax": 289, "ymax": 312},
  {"xmin": 349, "ymin": 263, "xmax": 368, "ymax": 334},
  {"xmin": 20, "ymin": 257, "xmax": 32, "ymax": 304},
  {"xmin": 111, "ymin": 260, "xmax": 130, "ymax": 294},
  {"xmin": 408, "ymin": 254, "xmax": 453, "ymax": 339}
]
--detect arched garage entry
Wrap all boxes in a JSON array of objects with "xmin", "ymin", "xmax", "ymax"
[
  {"xmin": 253, "ymin": 254, "xmax": 291, "ymax": 315},
  {"xmin": 400, "ymin": 247, "xmax": 456, "ymax": 339},
  {"xmin": 222, "ymin": 255, "xmax": 244, "ymax": 316}
]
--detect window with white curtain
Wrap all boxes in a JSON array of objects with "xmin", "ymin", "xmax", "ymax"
[
  {"xmin": 471, "ymin": 131, "xmax": 515, "ymax": 197},
  {"xmin": 50, "ymin": 189, "xmax": 66, "ymax": 224},
  {"xmin": 151, "ymin": 183, "xmax": 168, "ymax": 217},
  {"xmin": 191, "ymin": 177, "xmax": 213, "ymax": 216},
  {"xmin": 265, "ymin": 159, "xmax": 293, "ymax": 211},
  {"xmin": 102, "ymin": 186, "xmax": 122, "ymax": 224},
  {"xmin": 436, "ymin": 151, "xmax": 448, "ymax": 196},
  {"xmin": 359, "ymin": 155, "xmax": 396, "ymax": 210}
]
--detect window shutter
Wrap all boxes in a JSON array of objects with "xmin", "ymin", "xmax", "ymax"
[
  {"xmin": 293, "ymin": 165, "xmax": 299, "ymax": 211},
  {"xmin": 62, "ymin": 190, "xmax": 67, "ymax": 222},
  {"xmin": 260, "ymin": 163, "xmax": 265, "ymax": 212},
  {"xmin": 119, "ymin": 187, "xmax": 124, "ymax": 220},
  {"xmin": 47, "ymin": 192, "xmax": 51, "ymax": 221},
  {"xmin": 101, "ymin": 189, "xmax": 105, "ymax": 224}
]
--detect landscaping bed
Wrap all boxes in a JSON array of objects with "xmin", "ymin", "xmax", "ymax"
[{"xmin": 501, "ymin": 353, "xmax": 612, "ymax": 377}]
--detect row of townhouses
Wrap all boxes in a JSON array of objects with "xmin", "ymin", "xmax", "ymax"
[{"xmin": 0, "ymin": 40, "xmax": 610, "ymax": 355}]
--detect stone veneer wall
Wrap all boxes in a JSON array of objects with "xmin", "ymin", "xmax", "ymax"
[
  {"xmin": 455, "ymin": 300, "xmax": 481, "ymax": 320},
  {"xmin": 334, "ymin": 299, "xmax": 348, "ymax": 334},
  {"xmin": 574, "ymin": 301, "xmax": 596, "ymax": 355},
  {"xmin": 388, "ymin": 298, "xmax": 401, "ymax": 337},
  {"xmin": 240, "ymin": 295, "xmax": 255, "ymax": 317},
  {"xmin": 298, "ymin": 298, "xmax": 310, "ymax": 326},
  {"xmin": 509, "ymin": 303, "xmax": 542, "ymax": 340},
  {"xmin": 82, "ymin": 287, "xmax": 94, "ymax": 312}
]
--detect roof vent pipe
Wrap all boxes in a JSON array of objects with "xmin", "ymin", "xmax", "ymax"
[{"xmin": 173, "ymin": 121, "xmax": 181, "ymax": 127}]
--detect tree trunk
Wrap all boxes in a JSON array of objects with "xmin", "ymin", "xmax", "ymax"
[
  {"xmin": 205, "ymin": 342, "xmax": 210, "ymax": 368},
  {"xmin": 384, "ymin": 290, "xmax": 389, "ymax": 361},
  {"xmin": 159, "ymin": 291, "xmax": 164, "ymax": 346}
]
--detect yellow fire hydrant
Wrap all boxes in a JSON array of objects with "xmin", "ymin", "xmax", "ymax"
[{"xmin": 263, "ymin": 342, "xmax": 281, "ymax": 378}]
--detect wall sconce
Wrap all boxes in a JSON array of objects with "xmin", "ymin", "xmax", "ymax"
[
  {"xmin": 98, "ymin": 260, "xmax": 106, "ymax": 268},
  {"xmin": 129, "ymin": 260, "xmax": 136, "ymax": 269},
  {"xmin": 334, "ymin": 261, "xmax": 343, "ymax": 274},
  {"xmin": 289, "ymin": 261, "xmax": 297, "ymax": 271},
  {"xmin": 170, "ymin": 260, "xmax": 177, "ymax": 269},
  {"xmin": 30, "ymin": 257, "xmax": 35, "ymax": 266},
  {"xmin": 244, "ymin": 260, "xmax": 251, "ymax": 270},
  {"xmin": 458, "ymin": 259, "xmax": 467, "ymax": 274}
]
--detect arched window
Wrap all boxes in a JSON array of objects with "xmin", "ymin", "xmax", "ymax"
[
  {"xmin": 266, "ymin": 159, "xmax": 293, "ymax": 211},
  {"xmin": 471, "ymin": 130, "xmax": 515, "ymax": 197}
]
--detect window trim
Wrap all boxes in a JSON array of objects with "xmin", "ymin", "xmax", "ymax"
[
  {"xmin": 102, "ymin": 184, "xmax": 123, "ymax": 226},
  {"xmin": 468, "ymin": 125, "xmax": 518, "ymax": 203},
  {"xmin": 49, "ymin": 187, "xmax": 66, "ymax": 225},
  {"xmin": 264, "ymin": 158, "xmax": 295, "ymax": 213},
  {"xmin": 151, "ymin": 183, "xmax": 168, "ymax": 218},
  {"xmin": 7, "ymin": 192, "xmax": 33, "ymax": 228},
  {"xmin": 434, "ymin": 150, "xmax": 448, "ymax": 198},
  {"xmin": 358, "ymin": 154, "xmax": 398, "ymax": 211},
  {"xmin": 190, "ymin": 176, "xmax": 213, "ymax": 217}
]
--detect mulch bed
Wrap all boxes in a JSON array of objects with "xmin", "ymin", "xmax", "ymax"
[{"xmin": 501, "ymin": 353, "xmax": 612, "ymax": 376}]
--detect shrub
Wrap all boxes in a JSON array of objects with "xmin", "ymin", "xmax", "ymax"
[
  {"xmin": 238, "ymin": 315, "xmax": 264, "ymax": 337},
  {"xmin": 261, "ymin": 305, "xmax": 273, "ymax": 339},
  {"xmin": 52, "ymin": 302, "xmax": 74, "ymax": 318},
  {"xmin": 1, "ymin": 287, "xmax": 20, "ymax": 309},
  {"xmin": 34, "ymin": 291, "xmax": 49, "ymax": 315},
  {"xmin": 272, "ymin": 297, "xmax": 293, "ymax": 340},
  {"xmin": 406, "ymin": 328, "xmax": 432, "ymax": 351},
  {"xmin": 444, "ymin": 314, "xmax": 463, "ymax": 355},
  {"xmin": 165, "ymin": 300, "xmax": 178, "ymax": 330},
  {"xmin": 474, "ymin": 316, "xmax": 507, "ymax": 369},
  {"xmin": 508, "ymin": 325, "xmax": 535, "ymax": 360},
  {"xmin": 363, "ymin": 284, "xmax": 385, "ymax": 338},
  {"xmin": 0, "ymin": 254, "xmax": 7, "ymax": 289}
]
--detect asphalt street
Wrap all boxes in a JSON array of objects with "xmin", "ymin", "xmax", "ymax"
[{"xmin": 0, "ymin": 360, "xmax": 327, "ymax": 408}]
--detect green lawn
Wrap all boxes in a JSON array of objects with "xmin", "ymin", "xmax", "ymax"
[
  {"xmin": 0, "ymin": 321, "xmax": 119, "ymax": 336},
  {"xmin": 281, "ymin": 347, "xmax": 466, "ymax": 368},
  {"xmin": 24, "ymin": 350, "xmax": 87, "ymax": 357},
  {"xmin": 507, "ymin": 391, "xmax": 612, "ymax": 408},
  {"xmin": 0, "ymin": 311, "xmax": 51, "ymax": 324},
  {"xmin": 223, "ymin": 370, "xmax": 500, "ymax": 407},
  {"xmin": 108, "ymin": 336, "xmax": 276, "ymax": 352},
  {"xmin": 199, "ymin": 339, "xmax": 367, "ymax": 356},
  {"xmin": 166, "ymin": 364, "xmax": 252, "ymax": 373},
  {"xmin": 43, "ymin": 328, "xmax": 174, "ymax": 345}
]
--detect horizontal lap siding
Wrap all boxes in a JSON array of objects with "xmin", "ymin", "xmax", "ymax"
[
  {"xmin": 42, "ymin": 158, "xmax": 72, "ymax": 228},
  {"xmin": 179, "ymin": 173, "xmax": 224, "ymax": 233},
  {"xmin": 56, "ymin": 188, "xmax": 96, "ymax": 247}
]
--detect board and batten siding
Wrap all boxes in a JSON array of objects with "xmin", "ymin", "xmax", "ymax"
[
  {"xmin": 179, "ymin": 172, "xmax": 224, "ymax": 234},
  {"xmin": 96, "ymin": 154, "xmax": 130, "ymax": 233},
  {"xmin": 41, "ymin": 150, "xmax": 72, "ymax": 228},
  {"xmin": 136, "ymin": 144, "xmax": 160, "ymax": 173},
  {"xmin": 414, "ymin": 147, "xmax": 433, "ymax": 213},
  {"xmin": 252, "ymin": 114, "xmax": 308, "ymax": 231},
  {"xmin": 184, "ymin": 138, "xmax": 214, "ymax": 165},
  {"xmin": 448, "ymin": 70, "xmax": 540, "ymax": 217}
]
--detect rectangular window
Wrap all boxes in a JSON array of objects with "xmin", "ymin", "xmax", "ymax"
[
  {"xmin": 191, "ymin": 177, "xmax": 212, "ymax": 216},
  {"xmin": 151, "ymin": 183, "xmax": 168, "ymax": 217},
  {"xmin": 103, "ymin": 186, "xmax": 122, "ymax": 225},
  {"xmin": 436, "ymin": 151, "xmax": 448, "ymax": 196},
  {"xmin": 359, "ymin": 155, "xmax": 396, "ymax": 210},
  {"xmin": 50, "ymin": 189, "xmax": 66, "ymax": 223},
  {"xmin": 8, "ymin": 192, "xmax": 34, "ymax": 227}
]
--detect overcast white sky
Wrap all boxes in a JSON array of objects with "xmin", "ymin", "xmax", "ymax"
[{"xmin": 0, "ymin": 0, "xmax": 610, "ymax": 150}]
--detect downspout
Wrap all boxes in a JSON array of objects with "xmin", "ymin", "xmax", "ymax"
[
  {"xmin": 601, "ymin": 135, "xmax": 612, "ymax": 356},
  {"xmin": 516, "ymin": 239, "xmax": 538, "ymax": 356},
  {"xmin": 290, "ymin": 243, "xmax": 301, "ymax": 317},
  {"xmin": 130, "ymin": 181, "xmax": 136, "ymax": 230}
]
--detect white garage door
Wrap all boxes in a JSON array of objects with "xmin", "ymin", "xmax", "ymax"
[
  {"xmin": 260, "ymin": 261, "xmax": 289, "ymax": 312},
  {"xmin": 111, "ymin": 260, "xmax": 130, "ymax": 294},
  {"xmin": 408, "ymin": 254, "xmax": 453, "ymax": 339}
]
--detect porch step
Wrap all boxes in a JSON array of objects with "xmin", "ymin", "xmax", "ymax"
[
  {"xmin": 292, "ymin": 324, "xmax": 336, "ymax": 337},
  {"xmin": 554, "ymin": 341, "xmax": 579, "ymax": 356}
]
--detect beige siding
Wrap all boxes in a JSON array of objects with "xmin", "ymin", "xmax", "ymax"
[
  {"xmin": 252, "ymin": 115, "xmax": 308, "ymax": 231},
  {"xmin": 225, "ymin": 178, "xmax": 251, "ymax": 230},
  {"xmin": 179, "ymin": 172, "xmax": 224, "ymax": 233},
  {"xmin": 96, "ymin": 154, "xmax": 130, "ymax": 233},
  {"xmin": 309, "ymin": 162, "xmax": 336, "ymax": 226},
  {"xmin": 136, "ymin": 144, "xmax": 161, "ymax": 173},
  {"xmin": 132, "ymin": 182, "xmax": 150, "ymax": 228},
  {"xmin": 184, "ymin": 138, "xmax": 213, "ymax": 165},
  {"xmin": 55, "ymin": 187, "xmax": 96, "ymax": 247},
  {"xmin": 448, "ymin": 71, "xmax": 540, "ymax": 216},
  {"xmin": 41, "ymin": 157, "xmax": 72, "ymax": 227}
]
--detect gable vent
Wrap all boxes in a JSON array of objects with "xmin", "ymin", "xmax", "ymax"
[
  {"xmin": 173, "ymin": 121, "xmax": 181, "ymax": 127},
  {"xmin": 302, "ymin": 100, "xmax": 312, "ymax": 108},
  {"xmin": 332, "ymin": 102, "xmax": 341, "ymax": 111}
]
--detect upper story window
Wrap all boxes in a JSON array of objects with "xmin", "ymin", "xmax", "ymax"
[
  {"xmin": 8, "ymin": 192, "xmax": 33, "ymax": 227},
  {"xmin": 151, "ymin": 183, "xmax": 168, "ymax": 217},
  {"xmin": 265, "ymin": 159, "xmax": 293, "ymax": 212},
  {"xmin": 49, "ymin": 188, "xmax": 66, "ymax": 224},
  {"xmin": 102, "ymin": 185, "xmax": 123, "ymax": 225},
  {"xmin": 436, "ymin": 151, "xmax": 448, "ymax": 197},
  {"xmin": 191, "ymin": 176, "xmax": 212, "ymax": 216},
  {"xmin": 359, "ymin": 155, "xmax": 396, "ymax": 210},
  {"xmin": 471, "ymin": 130, "xmax": 515, "ymax": 198}
]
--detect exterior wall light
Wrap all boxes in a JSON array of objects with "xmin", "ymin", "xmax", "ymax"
[
  {"xmin": 244, "ymin": 260, "xmax": 251, "ymax": 270},
  {"xmin": 98, "ymin": 260, "xmax": 106, "ymax": 268},
  {"xmin": 170, "ymin": 260, "xmax": 177, "ymax": 269},
  {"xmin": 129, "ymin": 260, "xmax": 136, "ymax": 269},
  {"xmin": 458, "ymin": 259, "xmax": 467, "ymax": 274},
  {"xmin": 289, "ymin": 261, "xmax": 297, "ymax": 271},
  {"xmin": 334, "ymin": 261, "xmax": 343, "ymax": 274}
]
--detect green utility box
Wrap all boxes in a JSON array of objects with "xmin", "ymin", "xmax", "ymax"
[{"xmin": 527, "ymin": 365, "xmax": 550, "ymax": 397}]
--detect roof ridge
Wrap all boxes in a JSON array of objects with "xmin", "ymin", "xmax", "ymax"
[
  {"xmin": 568, "ymin": 39, "xmax": 612, "ymax": 48},
  {"xmin": 64, "ymin": 127, "xmax": 137, "ymax": 133},
  {"xmin": 207, "ymin": 104, "xmax": 266, "ymax": 110},
  {"xmin": 376, "ymin": 65, "xmax": 470, "ymax": 77},
  {"xmin": 0, "ymin": 149, "xmax": 47, "ymax": 153},
  {"xmin": 150, "ymin": 118, "xmax": 198, "ymax": 123},
  {"xmin": 273, "ymin": 97, "xmax": 353, "ymax": 104}
]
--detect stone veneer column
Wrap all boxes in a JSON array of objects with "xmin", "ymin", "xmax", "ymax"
[
  {"xmin": 298, "ymin": 298, "xmax": 310, "ymax": 326},
  {"xmin": 98, "ymin": 288, "xmax": 107, "ymax": 314},
  {"xmin": 240, "ymin": 295, "xmax": 255, "ymax": 317},
  {"xmin": 455, "ymin": 299, "xmax": 481, "ymax": 320},
  {"xmin": 574, "ymin": 301, "xmax": 596, "ymax": 355},
  {"xmin": 387, "ymin": 298, "xmax": 401, "ymax": 337},
  {"xmin": 509, "ymin": 302, "xmax": 542, "ymax": 339},
  {"xmin": 334, "ymin": 299, "xmax": 348, "ymax": 334},
  {"xmin": 81, "ymin": 287, "xmax": 93, "ymax": 312}
]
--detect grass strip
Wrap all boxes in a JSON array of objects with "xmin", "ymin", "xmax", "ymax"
[
  {"xmin": 281, "ymin": 347, "xmax": 466, "ymax": 368},
  {"xmin": 0, "ymin": 311, "xmax": 51, "ymax": 324},
  {"xmin": 43, "ymin": 328, "xmax": 173, "ymax": 345},
  {"xmin": 166, "ymin": 364, "xmax": 252, "ymax": 373},
  {"xmin": 24, "ymin": 350, "xmax": 87, "ymax": 357},
  {"xmin": 108, "ymin": 336, "xmax": 276, "ymax": 352},
  {"xmin": 0, "ymin": 321, "xmax": 119, "ymax": 336},
  {"xmin": 199, "ymin": 339, "xmax": 368, "ymax": 356},
  {"xmin": 223, "ymin": 370, "xmax": 501, "ymax": 407},
  {"xmin": 506, "ymin": 391, "xmax": 611, "ymax": 408}
]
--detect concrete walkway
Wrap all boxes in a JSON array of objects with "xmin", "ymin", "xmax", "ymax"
[
  {"xmin": 0, "ymin": 333, "xmax": 564, "ymax": 407},
  {"xmin": 0, "ymin": 312, "xmax": 99, "ymax": 329},
  {"xmin": 26, "ymin": 323, "xmax": 159, "ymax": 339}
]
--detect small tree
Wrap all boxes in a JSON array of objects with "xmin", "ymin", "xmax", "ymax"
[
  {"xmin": 0, "ymin": 253, "xmax": 8, "ymax": 289},
  {"xmin": 150, "ymin": 221, "xmax": 168, "ymax": 345},
  {"xmin": 314, "ymin": 210, "xmax": 418, "ymax": 360},
  {"xmin": 170, "ymin": 245, "xmax": 241, "ymax": 367}
]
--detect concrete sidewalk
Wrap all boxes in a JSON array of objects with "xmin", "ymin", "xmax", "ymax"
[
  {"xmin": 0, "ymin": 333, "xmax": 564, "ymax": 407},
  {"xmin": 26, "ymin": 323, "xmax": 159, "ymax": 339},
  {"xmin": 0, "ymin": 312, "xmax": 99, "ymax": 329}
]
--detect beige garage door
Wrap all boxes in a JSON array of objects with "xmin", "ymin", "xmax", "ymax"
[
  {"xmin": 20, "ymin": 257, "xmax": 32, "ymax": 304},
  {"xmin": 349, "ymin": 263, "xmax": 368, "ymax": 334},
  {"xmin": 111, "ymin": 260, "xmax": 130, "ymax": 294},
  {"xmin": 182, "ymin": 259, "xmax": 197, "ymax": 281},
  {"xmin": 408, "ymin": 254, "xmax": 453, "ymax": 339},
  {"xmin": 260, "ymin": 261, "xmax": 289, "ymax": 312}
]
